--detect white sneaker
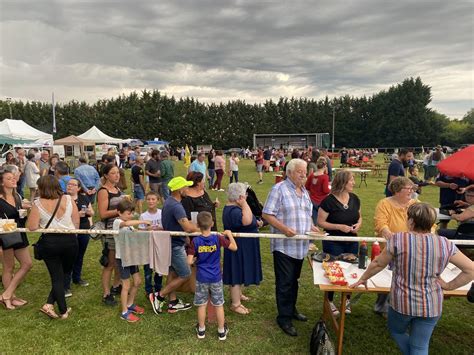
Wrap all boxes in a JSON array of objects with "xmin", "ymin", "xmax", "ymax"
[
  {"xmin": 329, "ymin": 302, "xmax": 340, "ymax": 316},
  {"xmin": 218, "ymin": 189, "xmax": 225, "ymax": 192},
  {"xmin": 345, "ymin": 299, "xmax": 351, "ymax": 314}
]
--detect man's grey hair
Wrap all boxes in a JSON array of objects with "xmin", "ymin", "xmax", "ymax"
[
  {"xmin": 227, "ymin": 182, "xmax": 248, "ymax": 202},
  {"xmin": 286, "ymin": 158, "xmax": 307, "ymax": 173}
]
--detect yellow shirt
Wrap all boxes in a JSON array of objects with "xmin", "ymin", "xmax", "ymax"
[{"xmin": 374, "ymin": 198, "xmax": 417, "ymax": 236}]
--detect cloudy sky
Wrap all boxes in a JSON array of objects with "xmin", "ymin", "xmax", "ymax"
[{"xmin": 0, "ymin": 0, "xmax": 472, "ymax": 118}]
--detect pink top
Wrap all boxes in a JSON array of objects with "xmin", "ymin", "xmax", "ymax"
[{"xmin": 214, "ymin": 155, "xmax": 225, "ymax": 170}]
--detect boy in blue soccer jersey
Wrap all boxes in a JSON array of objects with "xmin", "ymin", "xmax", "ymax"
[{"xmin": 187, "ymin": 211, "xmax": 237, "ymax": 340}]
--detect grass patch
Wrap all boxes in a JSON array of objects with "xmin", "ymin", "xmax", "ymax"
[{"xmin": 1, "ymin": 157, "xmax": 472, "ymax": 353}]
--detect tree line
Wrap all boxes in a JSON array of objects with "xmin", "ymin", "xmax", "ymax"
[{"xmin": 1, "ymin": 77, "xmax": 472, "ymax": 149}]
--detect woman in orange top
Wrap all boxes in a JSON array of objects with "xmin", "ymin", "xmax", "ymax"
[{"xmin": 373, "ymin": 176, "xmax": 417, "ymax": 317}]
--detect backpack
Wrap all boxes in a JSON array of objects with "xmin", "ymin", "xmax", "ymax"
[
  {"xmin": 246, "ymin": 186, "xmax": 263, "ymax": 218},
  {"xmin": 310, "ymin": 319, "xmax": 335, "ymax": 355}
]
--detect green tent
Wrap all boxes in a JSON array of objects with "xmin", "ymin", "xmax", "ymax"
[{"xmin": 0, "ymin": 134, "xmax": 36, "ymax": 144}]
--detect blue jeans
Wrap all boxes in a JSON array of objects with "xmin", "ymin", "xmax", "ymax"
[
  {"xmin": 161, "ymin": 178, "xmax": 171, "ymax": 200},
  {"xmin": 208, "ymin": 168, "xmax": 215, "ymax": 188},
  {"xmin": 387, "ymin": 307, "xmax": 440, "ymax": 355},
  {"xmin": 229, "ymin": 170, "xmax": 239, "ymax": 183},
  {"xmin": 64, "ymin": 234, "xmax": 90, "ymax": 288},
  {"xmin": 143, "ymin": 264, "xmax": 163, "ymax": 295}
]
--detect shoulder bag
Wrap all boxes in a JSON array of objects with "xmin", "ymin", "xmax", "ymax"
[
  {"xmin": 33, "ymin": 196, "xmax": 62, "ymax": 260},
  {"xmin": 310, "ymin": 318, "xmax": 335, "ymax": 355}
]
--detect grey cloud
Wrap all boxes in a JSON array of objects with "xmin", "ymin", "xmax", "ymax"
[{"xmin": 0, "ymin": 0, "xmax": 472, "ymax": 117}]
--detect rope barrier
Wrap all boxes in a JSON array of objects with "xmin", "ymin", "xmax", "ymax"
[{"xmin": 2, "ymin": 228, "xmax": 474, "ymax": 246}]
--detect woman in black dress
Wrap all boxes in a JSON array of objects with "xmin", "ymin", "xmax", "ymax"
[
  {"xmin": 222, "ymin": 182, "xmax": 263, "ymax": 315},
  {"xmin": 182, "ymin": 171, "xmax": 219, "ymax": 230},
  {"xmin": 0, "ymin": 166, "xmax": 32, "ymax": 310}
]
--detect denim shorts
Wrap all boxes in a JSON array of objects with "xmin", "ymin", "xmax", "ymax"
[
  {"xmin": 170, "ymin": 245, "xmax": 191, "ymax": 278},
  {"xmin": 194, "ymin": 280, "xmax": 224, "ymax": 306},
  {"xmin": 116, "ymin": 258, "xmax": 139, "ymax": 280},
  {"xmin": 134, "ymin": 184, "xmax": 145, "ymax": 200},
  {"xmin": 256, "ymin": 164, "xmax": 263, "ymax": 172}
]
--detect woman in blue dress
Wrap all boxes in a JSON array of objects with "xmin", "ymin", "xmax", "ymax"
[{"xmin": 223, "ymin": 182, "xmax": 263, "ymax": 315}]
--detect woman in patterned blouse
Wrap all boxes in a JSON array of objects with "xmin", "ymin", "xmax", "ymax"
[{"xmin": 351, "ymin": 203, "xmax": 473, "ymax": 355}]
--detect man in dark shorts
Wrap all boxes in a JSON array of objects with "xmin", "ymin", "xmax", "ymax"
[
  {"xmin": 154, "ymin": 176, "xmax": 200, "ymax": 313},
  {"xmin": 145, "ymin": 150, "xmax": 162, "ymax": 199}
]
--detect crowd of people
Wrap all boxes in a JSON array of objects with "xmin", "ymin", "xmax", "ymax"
[{"xmin": 0, "ymin": 145, "xmax": 473, "ymax": 351}]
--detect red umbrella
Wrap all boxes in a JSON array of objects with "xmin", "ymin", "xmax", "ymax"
[{"xmin": 437, "ymin": 145, "xmax": 474, "ymax": 180}]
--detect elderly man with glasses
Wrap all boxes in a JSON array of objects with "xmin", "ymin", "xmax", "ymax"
[{"xmin": 262, "ymin": 158, "xmax": 321, "ymax": 337}]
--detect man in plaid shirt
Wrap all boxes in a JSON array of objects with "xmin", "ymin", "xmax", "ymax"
[{"xmin": 263, "ymin": 158, "xmax": 321, "ymax": 337}]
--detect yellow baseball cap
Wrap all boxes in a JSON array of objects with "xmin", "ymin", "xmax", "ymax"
[{"xmin": 168, "ymin": 176, "xmax": 193, "ymax": 192}]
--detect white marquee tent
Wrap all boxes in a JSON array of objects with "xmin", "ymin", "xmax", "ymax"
[
  {"xmin": 0, "ymin": 119, "xmax": 53, "ymax": 145},
  {"xmin": 77, "ymin": 126, "xmax": 124, "ymax": 144}
]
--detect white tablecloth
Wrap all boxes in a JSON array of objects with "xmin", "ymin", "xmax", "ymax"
[{"xmin": 312, "ymin": 261, "xmax": 469, "ymax": 291}]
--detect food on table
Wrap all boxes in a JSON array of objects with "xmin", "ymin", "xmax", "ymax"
[{"xmin": 322, "ymin": 261, "xmax": 348, "ymax": 286}]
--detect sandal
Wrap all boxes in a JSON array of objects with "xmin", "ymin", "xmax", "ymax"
[
  {"xmin": 12, "ymin": 297, "xmax": 28, "ymax": 307},
  {"xmin": 40, "ymin": 304, "xmax": 59, "ymax": 319},
  {"xmin": 230, "ymin": 304, "xmax": 250, "ymax": 315},
  {"xmin": 59, "ymin": 307, "xmax": 72, "ymax": 320},
  {"xmin": 0, "ymin": 295, "xmax": 16, "ymax": 310},
  {"xmin": 240, "ymin": 294, "xmax": 251, "ymax": 302}
]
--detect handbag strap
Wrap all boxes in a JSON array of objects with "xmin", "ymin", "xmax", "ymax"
[{"xmin": 44, "ymin": 195, "xmax": 63, "ymax": 229}]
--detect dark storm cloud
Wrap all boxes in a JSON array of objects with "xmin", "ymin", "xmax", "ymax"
[{"xmin": 0, "ymin": 0, "xmax": 472, "ymax": 117}]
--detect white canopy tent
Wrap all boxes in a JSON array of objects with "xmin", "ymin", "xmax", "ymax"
[
  {"xmin": 0, "ymin": 119, "xmax": 53, "ymax": 146},
  {"xmin": 77, "ymin": 126, "xmax": 124, "ymax": 144}
]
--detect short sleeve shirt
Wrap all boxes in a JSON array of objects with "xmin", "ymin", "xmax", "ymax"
[
  {"xmin": 161, "ymin": 196, "xmax": 188, "ymax": 247},
  {"xmin": 319, "ymin": 193, "xmax": 360, "ymax": 236},
  {"xmin": 387, "ymin": 232, "xmax": 458, "ymax": 317},
  {"xmin": 139, "ymin": 210, "xmax": 162, "ymax": 229},
  {"xmin": 189, "ymin": 160, "xmax": 207, "ymax": 176},
  {"xmin": 385, "ymin": 159, "xmax": 405, "ymax": 197},
  {"xmin": 188, "ymin": 234, "xmax": 230, "ymax": 283},
  {"xmin": 262, "ymin": 178, "xmax": 312, "ymax": 259},
  {"xmin": 145, "ymin": 159, "xmax": 161, "ymax": 183},
  {"xmin": 131, "ymin": 165, "xmax": 144, "ymax": 185}
]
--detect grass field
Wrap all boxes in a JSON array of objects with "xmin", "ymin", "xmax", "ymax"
[{"xmin": 1, "ymin": 157, "xmax": 473, "ymax": 354}]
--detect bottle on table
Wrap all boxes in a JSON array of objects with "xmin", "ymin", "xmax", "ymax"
[
  {"xmin": 371, "ymin": 241, "xmax": 381, "ymax": 261},
  {"xmin": 358, "ymin": 241, "xmax": 368, "ymax": 269}
]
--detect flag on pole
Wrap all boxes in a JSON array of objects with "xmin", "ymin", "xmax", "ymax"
[{"xmin": 52, "ymin": 92, "xmax": 57, "ymax": 133}]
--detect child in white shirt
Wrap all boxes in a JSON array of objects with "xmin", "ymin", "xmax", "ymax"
[{"xmin": 139, "ymin": 191, "xmax": 164, "ymax": 314}]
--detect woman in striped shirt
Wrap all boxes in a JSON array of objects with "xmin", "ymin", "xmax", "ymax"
[{"xmin": 351, "ymin": 203, "xmax": 473, "ymax": 355}]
